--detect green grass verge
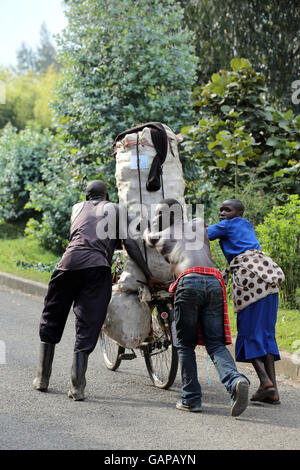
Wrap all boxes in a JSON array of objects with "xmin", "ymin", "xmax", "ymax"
[
  {"xmin": 0, "ymin": 221, "xmax": 299, "ymax": 354},
  {"xmin": 0, "ymin": 220, "xmax": 59, "ymax": 283},
  {"xmin": 0, "ymin": 237, "xmax": 58, "ymax": 283}
]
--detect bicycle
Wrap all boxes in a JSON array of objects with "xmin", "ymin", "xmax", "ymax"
[{"xmin": 99, "ymin": 287, "xmax": 178, "ymax": 389}]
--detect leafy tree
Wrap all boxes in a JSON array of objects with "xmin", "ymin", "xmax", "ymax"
[
  {"xmin": 16, "ymin": 42, "xmax": 36, "ymax": 74},
  {"xmin": 25, "ymin": 0, "xmax": 198, "ymax": 251},
  {"xmin": 256, "ymin": 195, "xmax": 300, "ymax": 308},
  {"xmin": 36, "ymin": 22, "xmax": 58, "ymax": 73},
  {"xmin": 180, "ymin": 0, "xmax": 300, "ymax": 109},
  {"xmin": 25, "ymin": 134, "xmax": 82, "ymax": 253},
  {"xmin": 0, "ymin": 124, "xmax": 53, "ymax": 221},
  {"xmin": 0, "ymin": 66, "xmax": 59, "ymax": 130},
  {"xmin": 16, "ymin": 23, "xmax": 58, "ymax": 75},
  {"xmin": 0, "ymin": 68, "xmax": 16, "ymax": 129},
  {"xmin": 6, "ymin": 72, "xmax": 40, "ymax": 129},
  {"xmin": 182, "ymin": 58, "xmax": 300, "ymax": 216},
  {"xmin": 33, "ymin": 65, "xmax": 57, "ymax": 128},
  {"xmin": 54, "ymin": 0, "xmax": 197, "ymax": 189}
]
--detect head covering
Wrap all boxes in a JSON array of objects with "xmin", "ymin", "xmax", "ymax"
[{"xmin": 86, "ymin": 180, "xmax": 108, "ymax": 201}]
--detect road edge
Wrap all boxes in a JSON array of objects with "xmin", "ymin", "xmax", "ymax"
[{"xmin": 0, "ymin": 271, "xmax": 48, "ymax": 298}]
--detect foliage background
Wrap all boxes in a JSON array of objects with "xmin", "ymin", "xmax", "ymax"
[{"xmin": 0, "ymin": 0, "xmax": 299, "ymax": 310}]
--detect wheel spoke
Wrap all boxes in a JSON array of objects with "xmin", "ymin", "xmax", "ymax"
[{"xmin": 144, "ymin": 311, "xmax": 178, "ymax": 388}]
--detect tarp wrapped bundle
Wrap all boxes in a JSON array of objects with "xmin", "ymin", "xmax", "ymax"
[
  {"xmin": 102, "ymin": 122, "xmax": 185, "ymax": 348},
  {"xmin": 115, "ymin": 122, "xmax": 185, "ymax": 293},
  {"xmin": 102, "ymin": 285, "xmax": 151, "ymax": 349}
]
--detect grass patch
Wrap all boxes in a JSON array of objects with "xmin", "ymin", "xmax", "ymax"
[
  {"xmin": 276, "ymin": 308, "xmax": 300, "ymax": 353},
  {"xmin": 0, "ymin": 237, "xmax": 59, "ymax": 283},
  {"xmin": 0, "ymin": 221, "xmax": 59, "ymax": 284}
]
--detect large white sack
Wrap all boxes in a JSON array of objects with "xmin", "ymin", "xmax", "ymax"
[
  {"xmin": 102, "ymin": 286, "xmax": 151, "ymax": 349},
  {"xmin": 115, "ymin": 124, "xmax": 186, "ymax": 292}
]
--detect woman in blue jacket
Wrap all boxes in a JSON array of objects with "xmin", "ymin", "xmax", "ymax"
[{"xmin": 207, "ymin": 199, "xmax": 281, "ymax": 405}]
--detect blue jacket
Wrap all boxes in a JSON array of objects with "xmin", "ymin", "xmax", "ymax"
[{"xmin": 207, "ymin": 217, "xmax": 261, "ymax": 263}]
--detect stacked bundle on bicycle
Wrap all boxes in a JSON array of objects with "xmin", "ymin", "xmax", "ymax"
[{"xmin": 102, "ymin": 122, "xmax": 186, "ymax": 349}]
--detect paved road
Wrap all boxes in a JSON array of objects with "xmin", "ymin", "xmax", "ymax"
[{"xmin": 0, "ymin": 285, "xmax": 300, "ymax": 451}]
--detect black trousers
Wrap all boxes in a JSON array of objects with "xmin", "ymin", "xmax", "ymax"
[{"xmin": 39, "ymin": 266, "xmax": 112, "ymax": 353}]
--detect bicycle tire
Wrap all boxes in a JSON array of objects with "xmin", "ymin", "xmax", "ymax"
[
  {"xmin": 99, "ymin": 331, "xmax": 124, "ymax": 371},
  {"xmin": 143, "ymin": 307, "xmax": 178, "ymax": 389}
]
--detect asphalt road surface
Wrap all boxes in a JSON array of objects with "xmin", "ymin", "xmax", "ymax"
[{"xmin": 0, "ymin": 285, "xmax": 300, "ymax": 451}]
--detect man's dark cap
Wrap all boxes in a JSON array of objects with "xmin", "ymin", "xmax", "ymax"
[{"xmin": 86, "ymin": 180, "xmax": 107, "ymax": 200}]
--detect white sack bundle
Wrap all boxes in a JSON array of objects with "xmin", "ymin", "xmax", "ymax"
[
  {"xmin": 115, "ymin": 123, "xmax": 186, "ymax": 292},
  {"xmin": 102, "ymin": 286, "xmax": 151, "ymax": 349}
]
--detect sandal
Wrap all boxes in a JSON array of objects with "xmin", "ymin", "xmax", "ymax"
[
  {"xmin": 261, "ymin": 397, "xmax": 281, "ymax": 405},
  {"xmin": 250, "ymin": 384, "xmax": 276, "ymax": 402},
  {"xmin": 261, "ymin": 393, "xmax": 281, "ymax": 405}
]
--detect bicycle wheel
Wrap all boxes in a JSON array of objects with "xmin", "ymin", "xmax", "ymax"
[
  {"xmin": 99, "ymin": 331, "xmax": 124, "ymax": 371},
  {"xmin": 143, "ymin": 307, "xmax": 178, "ymax": 389}
]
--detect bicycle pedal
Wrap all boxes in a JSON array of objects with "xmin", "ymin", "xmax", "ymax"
[{"xmin": 118, "ymin": 352, "xmax": 137, "ymax": 360}]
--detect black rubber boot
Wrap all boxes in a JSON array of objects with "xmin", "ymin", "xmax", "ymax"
[
  {"xmin": 33, "ymin": 342, "xmax": 55, "ymax": 391},
  {"xmin": 68, "ymin": 351, "xmax": 89, "ymax": 401}
]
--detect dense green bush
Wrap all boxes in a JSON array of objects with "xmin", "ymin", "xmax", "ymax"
[
  {"xmin": 25, "ymin": 135, "xmax": 85, "ymax": 253},
  {"xmin": 0, "ymin": 124, "xmax": 52, "ymax": 221},
  {"xmin": 180, "ymin": 0, "xmax": 300, "ymax": 109},
  {"xmin": 181, "ymin": 58, "xmax": 300, "ymax": 212},
  {"xmin": 0, "ymin": 66, "xmax": 58, "ymax": 131},
  {"xmin": 256, "ymin": 194, "xmax": 300, "ymax": 308}
]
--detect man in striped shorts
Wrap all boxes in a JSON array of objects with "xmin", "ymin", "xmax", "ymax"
[{"xmin": 143, "ymin": 199, "xmax": 250, "ymax": 416}]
